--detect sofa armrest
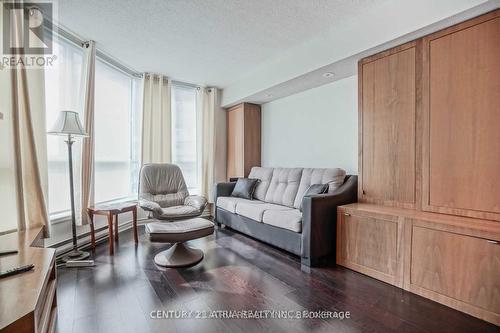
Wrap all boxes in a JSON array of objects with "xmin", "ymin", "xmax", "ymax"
[
  {"xmin": 214, "ymin": 182, "xmax": 236, "ymax": 199},
  {"xmin": 213, "ymin": 182, "xmax": 236, "ymax": 222},
  {"xmin": 301, "ymin": 175, "xmax": 358, "ymax": 266}
]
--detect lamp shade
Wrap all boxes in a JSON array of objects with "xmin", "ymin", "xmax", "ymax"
[{"xmin": 48, "ymin": 111, "xmax": 88, "ymax": 136}]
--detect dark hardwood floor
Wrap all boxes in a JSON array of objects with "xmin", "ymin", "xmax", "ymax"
[{"xmin": 56, "ymin": 223, "xmax": 499, "ymax": 333}]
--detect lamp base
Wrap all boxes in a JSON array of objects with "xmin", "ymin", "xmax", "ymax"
[{"xmin": 62, "ymin": 249, "xmax": 90, "ymax": 262}]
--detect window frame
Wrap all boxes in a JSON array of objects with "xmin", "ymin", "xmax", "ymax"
[{"xmin": 46, "ymin": 36, "xmax": 142, "ymax": 223}]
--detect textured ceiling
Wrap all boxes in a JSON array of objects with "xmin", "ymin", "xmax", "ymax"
[{"xmin": 57, "ymin": 0, "xmax": 380, "ymax": 87}]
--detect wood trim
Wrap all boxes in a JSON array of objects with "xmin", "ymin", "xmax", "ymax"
[
  {"xmin": 357, "ymin": 61, "xmax": 364, "ymax": 203},
  {"xmin": 340, "ymin": 203, "xmax": 500, "ymax": 238},
  {"xmin": 359, "ymin": 40, "xmax": 417, "ymax": 65},
  {"xmin": 421, "ymin": 9, "xmax": 500, "ymax": 222},
  {"xmin": 424, "ymin": 9, "xmax": 499, "ymax": 43}
]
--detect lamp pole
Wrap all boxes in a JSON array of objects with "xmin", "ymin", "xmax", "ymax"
[
  {"xmin": 66, "ymin": 134, "xmax": 78, "ymax": 254},
  {"xmin": 63, "ymin": 133, "xmax": 90, "ymax": 261},
  {"xmin": 48, "ymin": 110, "xmax": 92, "ymax": 264}
]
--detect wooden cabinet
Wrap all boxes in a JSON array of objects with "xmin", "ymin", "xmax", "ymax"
[
  {"xmin": 340, "ymin": 9, "xmax": 500, "ymax": 326},
  {"xmin": 0, "ymin": 228, "xmax": 57, "ymax": 333},
  {"xmin": 422, "ymin": 11, "xmax": 500, "ymax": 221},
  {"xmin": 337, "ymin": 206, "xmax": 404, "ymax": 287},
  {"xmin": 337, "ymin": 204, "xmax": 500, "ymax": 326},
  {"xmin": 226, "ymin": 103, "xmax": 261, "ymax": 180},
  {"xmin": 358, "ymin": 42, "xmax": 418, "ymax": 209}
]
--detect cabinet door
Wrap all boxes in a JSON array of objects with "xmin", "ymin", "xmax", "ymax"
[
  {"xmin": 337, "ymin": 210, "xmax": 403, "ymax": 287},
  {"xmin": 411, "ymin": 225, "xmax": 500, "ymax": 320},
  {"xmin": 226, "ymin": 106, "xmax": 245, "ymax": 179},
  {"xmin": 243, "ymin": 104, "xmax": 261, "ymax": 177},
  {"xmin": 359, "ymin": 44, "xmax": 416, "ymax": 208},
  {"xmin": 422, "ymin": 12, "xmax": 500, "ymax": 221}
]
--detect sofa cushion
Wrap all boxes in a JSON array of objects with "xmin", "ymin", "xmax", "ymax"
[
  {"xmin": 216, "ymin": 197, "xmax": 261, "ymax": 213},
  {"xmin": 293, "ymin": 168, "xmax": 346, "ymax": 209},
  {"xmin": 231, "ymin": 178, "xmax": 259, "ymax": 199},
  {"xmin": 264, "ymin": 168, "xmax": 303, "ymax": 207},
  {"xmin": 235, "ymin": 201, "xmax": 291, "ymax": 222},
  {"xmin": 263, "ymin": 209, "xmax": 302, "ymax": 233},
  {"xmin": 248, "ymin": 167, "xmax": 274, "ymax": 201}
]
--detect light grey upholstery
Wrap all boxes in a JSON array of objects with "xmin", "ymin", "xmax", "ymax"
[
  {"xmin": 139, "ymin": 163, "xmax": 207, "ymax": 220},
  {"xmin": 235, "ymin": 201, "xmax": 291, "ymax": 222},
  {"xmin": 263, "ymin": 208, "xmax": 302, "ymax": 233},
  {"xmin": 216, "ymin": 197, "xmax": 257, "ymax": 213},
  {"xmin": 146, "ymin": 218, "xmax": 214, "ymax": 243},
  {"xmin": 248, "ymin": 167, "xmax": 274, "ymax": 201},
  {"xmin": 264, "ymin": 168, "xmax": 303, "ymax": 207}
]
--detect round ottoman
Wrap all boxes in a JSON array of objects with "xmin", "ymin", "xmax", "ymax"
[{"xmin": 146, "ymin": 217, "xmax": 214, "ymax": 267}]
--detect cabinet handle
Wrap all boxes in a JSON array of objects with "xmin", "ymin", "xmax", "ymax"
[
  {"xmin": 487, "ymin": 240, "xmax": 499, "ymax": 245},
  {"xmin": 344, "ymin": 213, "xmax": 351, "ymax": 217}
]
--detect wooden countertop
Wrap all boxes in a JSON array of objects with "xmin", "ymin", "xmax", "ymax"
[
  {"xmin": 339, "ymin": 203, "xmax": 500, "ymax": 239},
  {"xmin": 0, "ymin": 227, "xmax": 55, "ymax": 331}
]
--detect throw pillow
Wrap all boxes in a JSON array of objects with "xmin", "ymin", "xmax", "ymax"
[
  {"xmin": 231, "ymin": 178, "xmax": 259, "ymax": 200},
  {"xmin": 300, "ymin": 183, "xmax": 329, "ymax": 211}
]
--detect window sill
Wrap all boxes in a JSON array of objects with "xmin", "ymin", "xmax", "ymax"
[{"xmin": 50, "ymin": 196, "xmax": 137, "ymax": 225}]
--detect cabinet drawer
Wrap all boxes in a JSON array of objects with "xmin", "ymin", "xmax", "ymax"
[
  {"xmin": 411, "ymin": 226, "xmax": 500, "ymax": 314},
  {"xmin": 337, "ymin": 210, "xmax": 403, "ymax": 286}
]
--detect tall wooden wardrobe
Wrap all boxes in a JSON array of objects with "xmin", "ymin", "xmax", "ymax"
[
  {"xmin": 226, "ymin": 103, "xmax": 261, "ymax": 180},
  {"xmin": 337, "ymin": 10, "xmax": 500, "ymax": 325}
]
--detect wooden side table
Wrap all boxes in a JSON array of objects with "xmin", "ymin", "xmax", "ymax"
[{"xmin": 87, "ymin": 202, "xmax": 138, "ymax": 255}]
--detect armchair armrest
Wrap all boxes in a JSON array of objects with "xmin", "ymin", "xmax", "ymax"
[
  {"xmin": 301, "ymin": 175, "xmax": 358, "ymax": 266},
  {"xmin": 138, "ymin": 199, "xmax": 163, "ymax": 215},
  {"xmin": 184, "ymin": 195, "xmax": 208, "ymax": 212}
]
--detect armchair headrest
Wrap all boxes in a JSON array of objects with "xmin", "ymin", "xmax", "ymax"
[{"xmin": 139, "ymin": 163, "xmax": 188, "ymax": 196}]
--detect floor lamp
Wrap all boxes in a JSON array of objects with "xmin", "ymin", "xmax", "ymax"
[{"xmin": 49, "ymin": 111, "xmax": 91, "ymax": 263}]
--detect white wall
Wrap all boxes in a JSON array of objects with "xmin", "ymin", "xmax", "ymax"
[{"xmin": 261, "ymin": 75, "xmax": 358, "ymax": 175}]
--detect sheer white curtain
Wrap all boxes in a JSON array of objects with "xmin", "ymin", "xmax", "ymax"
[
  {"xmin": 141, "ymin": 74, "xmax": 172, "ymax": 164},
  {"xmin": 198, "ymin": 87, "xmax": 217, "ymax": 202},
  {"xmin": 4, "ymin": 8, "xmax": 50, "ymax": 235},
  {"xmin": 76, "ymin": 40, "xmax": 96, "ymax": 226}
]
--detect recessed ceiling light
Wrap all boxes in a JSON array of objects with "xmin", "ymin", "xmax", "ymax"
[{"xmin": 323, "ymin": 72, "xmax": 334, "ymax": 78}]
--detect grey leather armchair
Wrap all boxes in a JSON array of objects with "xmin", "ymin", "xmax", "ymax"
[{"xmin": 138, "ymin": 163, "xmax": 207, "ymax": 220}]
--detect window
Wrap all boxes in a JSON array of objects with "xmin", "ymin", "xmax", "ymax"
[
  {"xmin": 94, "ymin": 60, "xmax": 141, "ymax": 203},
  {"xmin": 171, "ymin": 84, "xmax": 199, "ymax": 192},
  {"xmin": 44, "ymin": 36, "xmax": 141, "ymax": 218},
  {"xmin": 44, "ymin": 36, "xmax": 83, "ymax": 215}
]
